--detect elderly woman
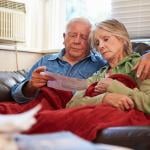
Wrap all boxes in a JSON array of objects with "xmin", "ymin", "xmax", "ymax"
[{"xmin": 66, "ymin": 19, "xmax": 150, "ymax": 114}]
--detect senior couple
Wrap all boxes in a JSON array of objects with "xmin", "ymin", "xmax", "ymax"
[
  {"xmin": 11, "ymin": 17, "xmax": 150, "ymax": 112},
  {"xmin": 1, "ymin": 17, "xmax": 150, "ymax": 139}
]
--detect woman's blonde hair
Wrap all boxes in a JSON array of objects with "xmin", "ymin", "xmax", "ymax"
[{"xmin": 89, "ymin": 19, "xmax": 132, "ymax": 55}]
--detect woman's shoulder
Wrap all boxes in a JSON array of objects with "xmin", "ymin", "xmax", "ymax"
[
  {"xmin": 119, "ymin": 52, "xmax": 140, "ymax": 66},
  {"xmin": 87, "ymin": 65, "xmax": 109, "ymax": 84},
  {"xmin": 116, "ymin": 52, "xmax": 140, "ymax": 77}
]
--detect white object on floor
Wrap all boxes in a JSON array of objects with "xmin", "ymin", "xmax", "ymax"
[
  {"xmin": 0, "ymin": 104, "xmax": 41, "ymax": 133},
  {"xmin": 15, "ymin": 131, "xmax": 133, "ymax": 150}
]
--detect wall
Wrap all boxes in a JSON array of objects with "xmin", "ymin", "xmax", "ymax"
[{"xmin": 0, "ymin": 50, "xmax": 42, "ymax": 71}]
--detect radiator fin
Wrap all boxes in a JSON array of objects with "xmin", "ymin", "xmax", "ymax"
[{"xmin": 0, "ymin": 0, "xmax": 26, "ymax": 43}]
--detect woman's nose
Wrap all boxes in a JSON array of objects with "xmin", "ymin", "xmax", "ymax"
[{"xmin": 97, "ymin": 41, "xmax": 103, "ymax": 50}]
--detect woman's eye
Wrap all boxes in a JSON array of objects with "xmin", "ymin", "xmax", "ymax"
[
  {"xmin": 104, "ymin": 38, "xmax": 108, "ymax": 41},
  {"xmin": 95, "ymin": 40, "xmax": 99, "ymax": 46}
]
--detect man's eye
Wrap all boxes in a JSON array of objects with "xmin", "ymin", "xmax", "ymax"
[
  {"xmin": 81, "ymin": 35, "xmax": 88, "ymax": 40},
  {"xmin": 68, "ymin": 33, "xmax": 77, "ymax": 38}
]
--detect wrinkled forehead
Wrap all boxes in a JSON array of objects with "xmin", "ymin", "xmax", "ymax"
[
  {"xmin": 67, "ymin": 21, "xmax": 91, "ymax": 34},
  {"xmin": 94, "ymin": 27, "xmax": 112, "ymax": 39}
]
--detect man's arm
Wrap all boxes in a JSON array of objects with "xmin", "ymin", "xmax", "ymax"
[
  {"xmin": 11, "ymin": 57, "xmax": 46, "ymax": 103},
  {"xmin": 11, "ymin": 66, "xmax": 54, "ymax": 103},
  {"xmin": 134, "ymin": 52, "xmax": 150, "ymax": 80}
]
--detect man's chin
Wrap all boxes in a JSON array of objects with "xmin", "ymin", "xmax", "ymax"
[
  {"xmin": 70, "ymin": 54, "xmax": 85, "ymax": 60},
  {"xmin": 70, "ymin": 52, "xmax": 82, "ymax": 57}
]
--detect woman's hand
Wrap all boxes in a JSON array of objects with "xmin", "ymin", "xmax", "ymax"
[
  {"xmin": 102, "ymin": 93, "xmax": 134, "ymax": 111},
  {"xmin": 94, "ymin": 78, "xmax": 113, "ymax": 94}
]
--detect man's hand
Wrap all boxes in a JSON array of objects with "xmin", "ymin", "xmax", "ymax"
[
  {"xmin": 102, "ymin": 93, "xmax": 134, "ymax": 111},
  {"xmin": 29, "ymin": 66, "xmax": 55, "ymax": 89},
  {"xmin": 133, "ymin": 53, "xmax": 150, "ymax": 80},
  {"xmin": 23, "ymin": 66, "xmax": 55, "ymax": 97}
]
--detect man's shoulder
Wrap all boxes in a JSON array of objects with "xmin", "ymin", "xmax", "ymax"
[
  {"xmin": 90, "ymin": 50, "xmax": 106, "ymax": 65},
  {"xmin": 42, "ymin": 52, "xmax": 60, "ymax": 61}
]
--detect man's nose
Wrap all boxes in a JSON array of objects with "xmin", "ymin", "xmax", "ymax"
[{"xmin": 74, "ymin": 35, "xmax": 81, "ymax": 43}]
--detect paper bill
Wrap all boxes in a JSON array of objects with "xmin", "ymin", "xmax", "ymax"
[{"xmin": 45, "ymin": 71, "xmax": 88, "ymax": 91}]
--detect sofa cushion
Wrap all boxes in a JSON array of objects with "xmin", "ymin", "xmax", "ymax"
[
  {"xmin": 94, "ymin": 126, "xmax": 150, "ymax": 149},
  {"xmin": 132, "ymin": 42, "xmax": 150, "ymax": 55},
  {"xmin": 0, "ymin": 70, "xmax": 26, "ymax": 101}
]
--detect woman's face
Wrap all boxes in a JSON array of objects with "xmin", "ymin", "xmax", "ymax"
[{"xmin": 94, "ymin": 28, "xmax": 124, "ymax": 61}]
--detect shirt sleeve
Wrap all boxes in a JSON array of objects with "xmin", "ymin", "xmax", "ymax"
[
  {"xmin": 107, "ymin": 79, "xmax": 150, "ymax": 114},
  {"xmin": 11, "ymin": 57, "xmax": 43, "ymax": 103},
  {"xmin": 66, "ymin": 88, "xmax": 106, "ymax": 108}
]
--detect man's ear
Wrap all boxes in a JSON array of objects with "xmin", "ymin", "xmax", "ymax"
[
  {"xmin": 63, "ymin": 33, "xmax": 66, "ymax": 39},
  {"xmin": 63, "ymin": 33, "xmax": 66, "ymax": 45}
]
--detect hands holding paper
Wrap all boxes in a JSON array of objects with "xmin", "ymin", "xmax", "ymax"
[
  {"xmin": 23, "ymin": 66, "xmax": 55, "ymax": 97},
  {"xmin": 28, "ymin": 66, "xmax": 87, "ymax": 91},
  {"xmin": 23, "ymin": 66, "xmax": 87, "ymax": 98},
  {"xmin": 30, "ymin": 66, "xmax": 55, "ymax": 89}
]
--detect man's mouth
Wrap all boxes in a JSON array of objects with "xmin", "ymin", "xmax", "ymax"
[{"xmin": 72, "ymin": 47, "xmax": 81, "ymax": 50}]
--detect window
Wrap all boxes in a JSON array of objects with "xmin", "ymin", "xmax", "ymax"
[
  {"xmin": 25, "ymin": 0, "xmax": 45, "ymax": 51},
  {"xmin": 111, "ymin": 0, "xmax": 150, "ymax": 41},
  {"xmin": 12, "ymin": 0, "xmax": 150, "ymax": 51},
  {"xmin": 66, "ymin": 0, "xmax": 111, "ymax": 24},
  {"xmin": 48, "ymin": 0, "xmax": 150, "ymax": 50},
  {"xmin": 46, "ymin": 0, "xmax": 111, "ymax": 50}
]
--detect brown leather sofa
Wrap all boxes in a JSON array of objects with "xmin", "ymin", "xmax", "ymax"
[
  {"xmin": 0, "ymin": 70, "xmax": 26, "ymax": 101},
  {"xmin": 0, "ymin": 42, "xmax": 150, "ymax": 149}
]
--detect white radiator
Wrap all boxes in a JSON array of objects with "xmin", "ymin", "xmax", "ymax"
[{"xmin": 0, "ymin": 0, "xmax": 26, "ymax": 43}]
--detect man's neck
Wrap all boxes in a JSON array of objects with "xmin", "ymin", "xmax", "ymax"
[{"xmin": 62, "ymin": 54, "xmax": 88, "ymax": 65}]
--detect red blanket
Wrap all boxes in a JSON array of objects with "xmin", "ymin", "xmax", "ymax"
[
  {"xmin": 0, "ymin": 87, "xmax": 73, "ymax": 114},
  {"xmin": 27, "ymin": 103, "xmax": 150, "ymax": 140},
  {"xmin": 0, "ymin": 74, "xmax": 150, "ymax": 141}
]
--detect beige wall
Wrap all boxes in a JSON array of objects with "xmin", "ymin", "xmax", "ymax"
[{"xmin": 0, "ymin": 50, "xmax": 43, "ymax": 71}]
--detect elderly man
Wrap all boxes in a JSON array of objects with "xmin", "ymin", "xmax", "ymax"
[{"xmin": 11, "ymin": 17, "xmax": 150, "ymax": 103}]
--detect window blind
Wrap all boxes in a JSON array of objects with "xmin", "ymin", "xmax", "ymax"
[{"xmin": 111, "ymin": 0, "xmax": 150, "ymax": 39}]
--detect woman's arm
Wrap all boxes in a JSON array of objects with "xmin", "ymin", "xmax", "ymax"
[
  {"xmin": 107, "ymin": 79, "xmax": 150, "ymax": 114},
  {"xmin": 66, "ymin": 89, "xmax": 106, "ymax": 108},
  {"xmin": 66, "ymin": 70, "xmax": 106, "ymax": 108}
]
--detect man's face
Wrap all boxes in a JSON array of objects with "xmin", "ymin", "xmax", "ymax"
[{"xmin": 63, "ymin": 22, "xmax": 91, "ymax": 60}]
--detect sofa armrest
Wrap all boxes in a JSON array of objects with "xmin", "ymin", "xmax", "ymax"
[
  {"xmin": 94, "ymin": 126, "xmax": 150, "ymax": 149},
  {"xmin": 0, "ymin": 70, "xmax": 26, "ymax": 102}
]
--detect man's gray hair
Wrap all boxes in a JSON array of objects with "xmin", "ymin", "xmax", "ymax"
[{"xmin": 65, "ymin": 17, "xmax": 92, "ymax": 32}]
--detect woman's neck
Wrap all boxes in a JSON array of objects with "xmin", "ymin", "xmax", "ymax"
[{"xmin": 109, "ymin": 51, "xmax": 126, "ymax": 68}]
